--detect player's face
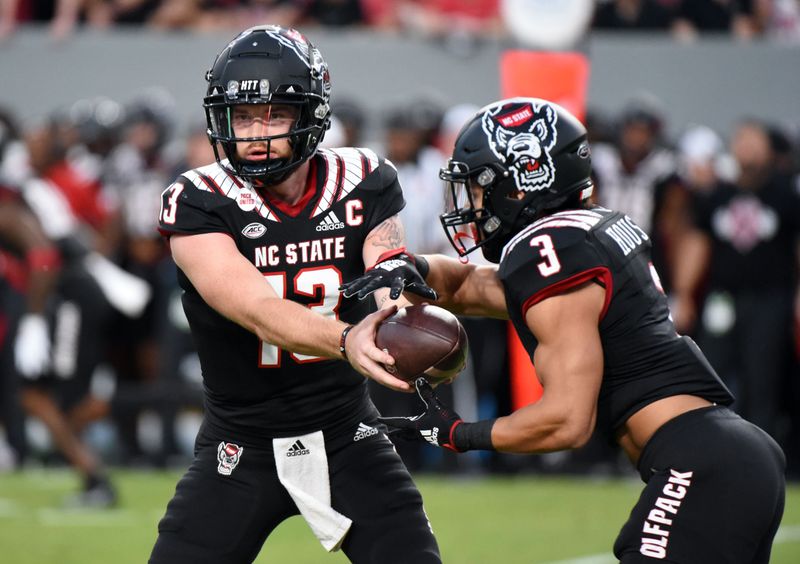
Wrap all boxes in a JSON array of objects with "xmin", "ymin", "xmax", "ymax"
[
  {"xmin": 469, "ymin": 181, "xmax": 484, "ymax": 210},
  {"xmin": 231, "ymin": 103, "xmax": 299, "ymax": 160}
]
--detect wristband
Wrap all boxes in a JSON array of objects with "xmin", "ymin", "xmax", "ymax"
[
  {"xmin": 339, "ymin": 325, "xmax": 354, "ymax": 360},
  {"xmin": 452, "ymin": 418, "xmax": 497, "ymax": 452},
  {"xmin": 369, "ymin": 247, "xmax": 409, "ymax": 270}
]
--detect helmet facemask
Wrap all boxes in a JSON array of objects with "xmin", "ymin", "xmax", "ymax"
[
  {"xmin": 440, "ymin": 161, "xmax": 514, "ymax": 263},
  {"xmin": 206, "ymin": 95, "xmax": 326, "ymax": 185}
]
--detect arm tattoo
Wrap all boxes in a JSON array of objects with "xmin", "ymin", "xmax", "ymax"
[{"xmin": 368, "ymin": 215, "xmax": 405, "ymax": 251}]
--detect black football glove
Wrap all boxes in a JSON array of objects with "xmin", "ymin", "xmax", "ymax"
[
  {"xmin": 378, "ymin": 378, "xmax": 464, "ymax": 452},
  {"xmin": 340, "ymin": 248, "xmax": 437, "ymax": 301}
]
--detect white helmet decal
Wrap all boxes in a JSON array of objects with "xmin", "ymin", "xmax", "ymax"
[{"xmin": 481, "ymin": 100, "xmax": 558, "ymax": 192}]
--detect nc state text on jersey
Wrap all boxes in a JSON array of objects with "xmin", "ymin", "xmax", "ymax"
[
  {"xmin": 254, "ymin": 236, "xmax": 346, "ymax": 267},
  {"xmin": 604, "ymin": 215, "xmax": 649, "ymax": 256}
]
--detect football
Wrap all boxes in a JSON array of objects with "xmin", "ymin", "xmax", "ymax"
[{"xmin": 375, "ymin": 304, "xmax": 469, "ymax": 386}]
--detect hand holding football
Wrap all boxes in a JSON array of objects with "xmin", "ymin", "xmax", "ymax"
[{"xmin": 375, "ymin": 304, "xmax": 468, "ymax": 386}]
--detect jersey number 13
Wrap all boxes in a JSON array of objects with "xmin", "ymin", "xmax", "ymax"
[{"xmin": 260, "ymin": 267, "xmax": 343, "ymax": 367}]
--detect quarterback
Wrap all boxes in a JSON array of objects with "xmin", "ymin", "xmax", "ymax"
[{"xmin": 151, "ymin": 25, "xmax": 440, "ymax": 563}]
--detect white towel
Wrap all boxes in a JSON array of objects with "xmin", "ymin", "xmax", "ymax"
[{"xmin": 273, "ymin": 431, "xmax": 352, "ymax": 552}]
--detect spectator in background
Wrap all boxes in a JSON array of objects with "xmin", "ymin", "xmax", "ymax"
[
  {"xmin": 672, "ymin": 119, "xmax": 800, "ymax": 448},
  {"xmin": 149, "ymin": 0, "xmax": 303, "ymax": 32},
  {"xmin": 676, "ymin": 124, "xmax": 729, "ymax": 194},
  {"xmin": 383, "ymin": 99, "xmax": 448, "ymax": 254},
  {"xmin": 767, "ymin": 124, "xmax": 799, "ymax": 176},
  {"xmin": 584, "ymin": 107, "xmax": 615, "ymax": 145},
  {"xmin": 672, "ymin": 0, "xmax": 767, "ymax": 40},
  {"xmin": 330, "ymin": 97, "xmax": 366, "ymax": 148},
  {"xmin": 393, "ymin": 0, "xmax": 505, "ymax": 51},
  {"xmin": 593, "ymin": 0, "xmax": 675, "ymax": 30},
  {"xmin": 302, "ymin": 0, "xmax": 365, "ymax": 27},
  {"xmin": 592, "ymin": 94, "xmax": 690, "ymax": 293},
  {"xmin": 766, "ymin": 0, "xmax": 800, "ymax": 42}
]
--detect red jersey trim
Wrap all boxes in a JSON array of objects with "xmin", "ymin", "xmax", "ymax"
[
  {"xmin": 356, "ymin": 148, "xmax": 373, "ymax": 176},
  {"xmin": 260, "ymin": 160, "xmax": 318, "ymax": 218},
  {"xmin": 521, "ymin": 267, "xmax": 613, "ymax": 322},
  {"xmin": 331, "ymin": 153, "xmax": 345, "ymax": 203},
  {"xmin": 198, "ymin": 173, "xmax": 224, "ymax": 195}
]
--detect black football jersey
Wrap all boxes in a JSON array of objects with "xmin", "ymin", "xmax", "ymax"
[
  {"xmin": 498, "ymin": 206, "xmax": 733, "ymax": 434},
  {"xmin": 158, "ymin": 149, "xmax": 403, "ymax": 444}
]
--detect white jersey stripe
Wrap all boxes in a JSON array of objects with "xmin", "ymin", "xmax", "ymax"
[
  {"xmin": 312, "ymin": 147, "xmax": 379, "ymax": 216},
  {"xmin": 312, "ymin": 150, "xmax": 341, "ymax": 218},
  {"xmin": 180, "ymin": 162, "xmax": 281, "ymax": 222},
  {"xmin": 210, "ymin": 167, "xmax": 235, "ymax": 197}
]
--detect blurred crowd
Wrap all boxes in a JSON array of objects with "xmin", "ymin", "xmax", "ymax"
[
  {"xmin": 0, "ymin": 84, "xmax": 799, "ymax": 507},
  {"xmin": 1, "ymin": 0, "xmax": 800, "ymax": 42}
]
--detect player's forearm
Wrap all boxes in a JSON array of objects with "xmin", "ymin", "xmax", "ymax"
[
  {"xmin": 492, "ymin": 401, "xmax": 595, "ymax": 453},
  {"xmin": 373, "ymin": 287, "xmax": 413, "ymax": 310},
  {"xmin": 242, "ymin": 297, "xmax": 347, "ymax": 359},
  {"xmin": 422, "ymin": 254, "xmax": 507, "ymax": 318}
]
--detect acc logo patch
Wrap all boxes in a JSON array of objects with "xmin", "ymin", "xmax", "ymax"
[
  {"xmin": 482, "ymin": 100, "xmax": 558, "ymax": 193},
  {"xmin": 242, "ymin": 222, "xmax": 267, "ymax": 239},
  {"xmin": 217, "ymin": 442, "xmax": 243, "ymax": 475}
]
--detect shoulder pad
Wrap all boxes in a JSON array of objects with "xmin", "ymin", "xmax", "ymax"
[
  {"xmin": 177, "ymin": 162, "xmax": 281, "ymax": 222},
  {"xmin": 311, "ymin": 148, "xmax": 392, "ymax": 218},
  {"xmin": 502, "ymin": 209, "xmax": 605, "ymax": 261},
  {"xmin": 499, "ymin": 210, "xmax": 610, "ymax": 317}
]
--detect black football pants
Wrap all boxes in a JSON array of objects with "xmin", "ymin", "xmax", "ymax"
[
  {"xmin": 149, "ymin": 421, "xmax": 441, "ymax": 564},
  {"xmin": 615, "ymin": 406, "xmax": 785, "ymax": 563}
]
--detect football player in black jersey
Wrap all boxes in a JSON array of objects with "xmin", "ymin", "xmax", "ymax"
[
  {"xmin": 342, "ymin": 98, "xmax": 786, "ymax": 563},
  {"xmin": 151, "ymin": 26, "xmax": 440, "ymax": 564}
]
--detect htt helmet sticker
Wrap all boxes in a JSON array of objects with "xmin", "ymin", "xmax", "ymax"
[{"xmin": 481, "ymin": 101, "xmax": 558, "ymax": 192}]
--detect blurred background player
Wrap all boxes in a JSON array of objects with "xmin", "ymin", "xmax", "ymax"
[
  {"xmin": 0, "ymin": 105, "xmax": 120, "ymax": 506},
  {"xmin": 672, "ymin": 119, "xmax": 800, "ymax": 446}
]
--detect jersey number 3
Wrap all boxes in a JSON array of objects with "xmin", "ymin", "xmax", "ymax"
[
  {"xmin": 530, "ymin": 234, "xmax": 561, "ymax": 277},
  {"xmin": 260, "ymin": 267, "xmax": 342, "ymax": 367}
]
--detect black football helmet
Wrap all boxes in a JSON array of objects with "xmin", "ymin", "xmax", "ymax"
[
  {"xmin": 439, "ymin": 97, "xmax": 593, "ymax": 263},
  {"xmin": 204, "ymin": 25, "xmax": 331, "ymax": 185}
]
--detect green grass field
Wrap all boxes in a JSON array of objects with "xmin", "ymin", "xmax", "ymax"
[{"xmin": 0, "ymin": 470, "xmax": 797, "ymax": 563}]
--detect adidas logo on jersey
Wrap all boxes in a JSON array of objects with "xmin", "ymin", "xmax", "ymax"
[
  {"xmin": 353, "ymin": 422, "xmax": 378, "ymax": 442},
  {"xmin": 316, "ymin": 211, "xmax": 345, "ymax": 232},
  {"xmin": 286, "ymin": 440, "xmax": 311, "ymax": 457}
]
